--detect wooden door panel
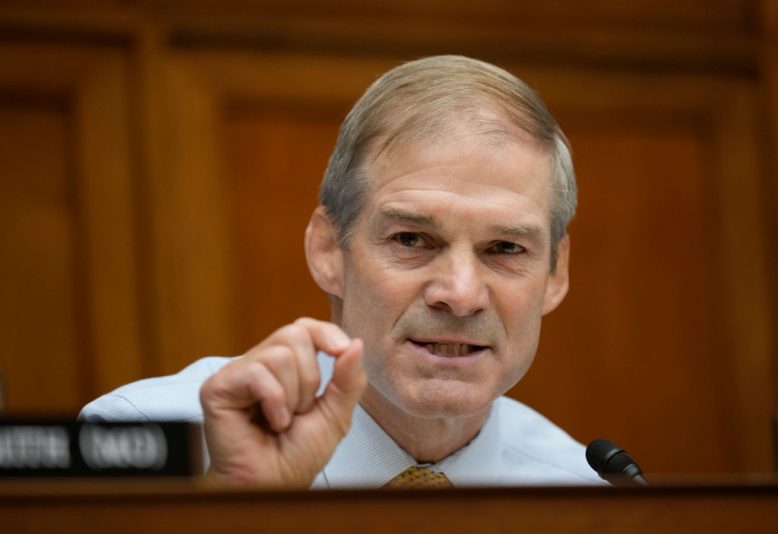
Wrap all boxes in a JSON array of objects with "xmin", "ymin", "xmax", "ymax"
[
  {"xmin": 0, "ymin": 45, "xmax": 143, "ymax": 413},
  {"xmin": 0, "ymin": 102, "xmax": 85, "ymax": 413},
  {"xmin": 224, "ymin": 109, "xmax": 339, "ymax": 347}
]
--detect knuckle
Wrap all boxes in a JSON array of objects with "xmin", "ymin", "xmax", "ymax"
[
  {"xmin": 262, "ymin": 385, "xmax": 285, "ymax": 406},
  {"xmin": 243, "ymin": 342, "xmax": 268, "ymax": 358},
  {"xmin": 244, "ymin": 362, "xmax": 284, "ymax": 398},
  {"xmin": 293, "ymin": 316, "xmax": 315, "ymax": 327},
  {"xmin": 199, "ymin": 376, "xmax": 216, "ymax": 405},
  {"xmin": 279, "ymin": 322, "xmax": 308, "ymax": 341},
  {"xmin": 261, "ymin": 345, "xmax": 295, "ymax": 368},
  {"xmin": 200, "ymin": 359, "xmax": 237, "ymax": 397}
]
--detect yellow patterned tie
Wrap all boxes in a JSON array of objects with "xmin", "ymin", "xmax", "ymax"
[{"xmin": 384, "ymin": 465, "xmax": 453, "ymax": 489}]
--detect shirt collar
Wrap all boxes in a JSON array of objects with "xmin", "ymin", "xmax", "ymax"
[
  {"xmin": 316, "ymin": 401, "xmax": 502, "ymax": 488},
  {"xmin": 437, "ymin": 400, "xmax": 502, "ymax": 486}
]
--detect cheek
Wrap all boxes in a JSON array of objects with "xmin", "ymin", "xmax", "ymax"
[
  {"xmin": 342, "ymin": 262, "xmax": 408, "ymax": 337},
  {"xmin": 495, "ymin": 282, "xmax": 539, "ymax": 326},
  {"xmin": 496, "ymin": 287, "xmax": 544, "ymax": 361},
  {"xmin": 353, "ymin": 260, "xmax": 417, "ymax": 307}
]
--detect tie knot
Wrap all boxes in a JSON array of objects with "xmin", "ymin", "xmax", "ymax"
[{"xmin": 384, "ymin": 465, "xmax": 453, "ymax": 489}]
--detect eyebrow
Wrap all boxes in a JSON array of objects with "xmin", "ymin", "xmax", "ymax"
[
  {"xmin": 487, "ymin": 223, "xmax": 545, "ymax": 240},
  {"xmin": 378, "ymin": 208, "xmax": 437, "ymax": 227}
]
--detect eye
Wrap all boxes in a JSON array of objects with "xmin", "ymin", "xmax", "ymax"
[
  {"xmin": 488, "ymin": 241, "xmax": 525, "ymax": 255},
  {"xmin": 392, "ymin": 232, "xmax": 424, "ymax": 248}
]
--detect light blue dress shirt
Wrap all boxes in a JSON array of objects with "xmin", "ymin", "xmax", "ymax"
[{"xmin": 80, "ymin": 353, "xmax": 603, "ymax": 487}]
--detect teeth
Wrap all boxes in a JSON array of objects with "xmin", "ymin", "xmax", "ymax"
[{"xmin": 425, "ymin": 343, "xmax": 471, "ymax": 356}]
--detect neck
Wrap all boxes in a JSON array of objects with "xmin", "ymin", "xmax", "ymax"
[{"xmin": 359, "ymin": 386, "xmax": 491, "ymax": 463}]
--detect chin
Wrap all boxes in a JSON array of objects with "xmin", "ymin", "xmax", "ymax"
[{"xmin": 397, "ymin": 384, "xmax": 494, "ymax": 420}]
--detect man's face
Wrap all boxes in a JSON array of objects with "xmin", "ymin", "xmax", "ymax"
[{"xmin": 333, "ymin": 129, "xmax": 568, "ymax": 422}]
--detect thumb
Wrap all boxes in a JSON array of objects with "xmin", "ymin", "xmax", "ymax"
[{"xmin": 322, "ymin": 338, "xmax": 367, "ymax": 414}]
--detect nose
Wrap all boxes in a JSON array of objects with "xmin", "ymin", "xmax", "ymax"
[{"xmin": 423, "ymin": 249, "xmax": 490, "ymax": 317}]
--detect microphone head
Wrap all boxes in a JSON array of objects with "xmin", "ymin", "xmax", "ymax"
[
  {"xmin": 586, "ymin": 438, "xmax": 645, "ymax": 484},
  {"xmin": 585, "ymin": 438, "xmax": 618, "ymax": 473}
]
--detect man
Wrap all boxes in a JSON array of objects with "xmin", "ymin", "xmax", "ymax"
[{"xmin": 81, "ymin": 55, "xmax": 601, "ymax": 488}]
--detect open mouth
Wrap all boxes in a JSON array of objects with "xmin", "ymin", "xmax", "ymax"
[{"xmin": 410, "ymin": 340, "xmax": 487, "ymax": 357}]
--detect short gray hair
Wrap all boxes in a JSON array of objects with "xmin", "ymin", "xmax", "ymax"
[{"xmin": 319, "ymin": 55, "xmax": 577, "ymax": 268}]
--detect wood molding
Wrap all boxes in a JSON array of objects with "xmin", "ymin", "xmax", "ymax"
[
  {"xmin": 0, "ymin": 43, "xmax": 143, "ymax": 407},
  {"xmin": 0, "ymin": 1, "xmax": 762, "ymax": 71}
]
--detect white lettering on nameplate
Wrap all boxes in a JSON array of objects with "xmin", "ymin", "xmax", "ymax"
[
  {"xmin": 0, "ymin": 426, "xmax": 71, "ymax": 468},
  {"xmin": 79, "ymin": 425, "xmax": 168, "ymax": 470}
]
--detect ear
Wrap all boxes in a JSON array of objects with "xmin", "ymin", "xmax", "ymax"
[
  {"xmin": 542, "ymin": 234, "xmax": 570, "ymax": 315},
  {"xmin": 305, "ymin": 206, "xmax": 345, "ymax": 298}
]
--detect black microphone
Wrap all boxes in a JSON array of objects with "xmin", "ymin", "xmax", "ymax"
[{"xmin": 586, "ymin": 438, "xmax": 648, "ymax": 486}]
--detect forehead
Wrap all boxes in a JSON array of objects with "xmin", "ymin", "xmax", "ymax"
[{"xmin": 361, "ymin": 130, "xmax": 554, "ymax": 232}]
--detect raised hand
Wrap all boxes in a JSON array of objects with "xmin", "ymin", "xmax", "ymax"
[{"xmin": 200, "ymin": 318, "xmax": 366, "ymax": 488}]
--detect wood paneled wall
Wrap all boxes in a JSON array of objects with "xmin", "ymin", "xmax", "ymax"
[{"xmin": 0, "ymin": 0, "xmax": 775, "ymax": 476}]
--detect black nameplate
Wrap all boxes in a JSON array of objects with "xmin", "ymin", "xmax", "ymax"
[{"xmin": 0, "ymin": 419, "xmax": 202, "ymax": 477}]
